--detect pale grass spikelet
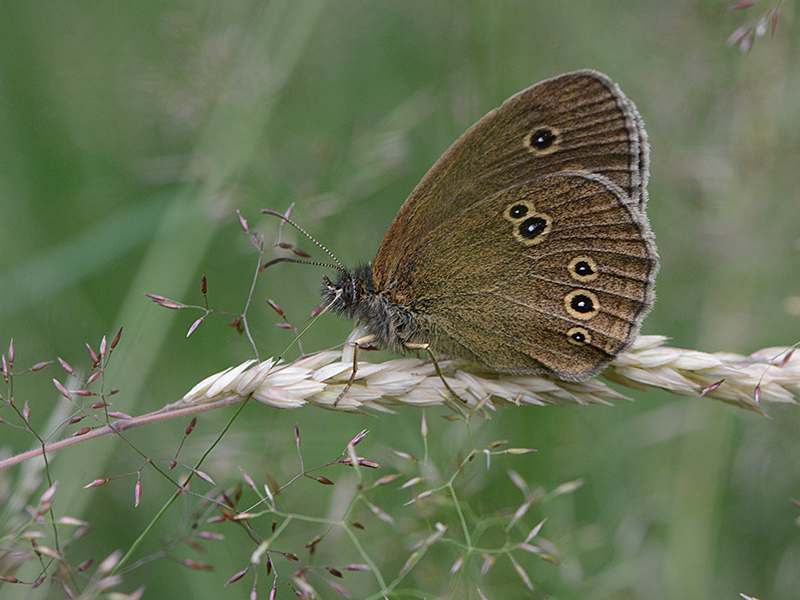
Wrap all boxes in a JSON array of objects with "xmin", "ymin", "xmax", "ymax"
[{"xmin": 178, "ymin": 334, "xmax": 800, "ymax": 414}]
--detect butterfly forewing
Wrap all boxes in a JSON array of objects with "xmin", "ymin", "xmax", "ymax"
[{"xmin": 373, "ymin": 70, "xmax": 649, "ymax": 293}]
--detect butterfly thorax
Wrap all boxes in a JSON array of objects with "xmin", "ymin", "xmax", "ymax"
[{"xmin": 322, "ymin": 265, "xmax": 423, "ymax": 355}]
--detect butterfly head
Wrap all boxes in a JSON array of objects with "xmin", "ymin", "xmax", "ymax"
[{"xmin": 322, "ymin": 264, "xmax": 375, "ymax": 319}]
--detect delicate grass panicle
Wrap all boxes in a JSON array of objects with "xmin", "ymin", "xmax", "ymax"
[{"xmin": 727, "ymin": 0, "xmax": 783, "ymax": 53}]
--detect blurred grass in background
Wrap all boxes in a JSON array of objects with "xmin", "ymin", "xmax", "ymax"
[{"xmin": 1, "ymin": 0, "xmax": 799, "ymax": 598}]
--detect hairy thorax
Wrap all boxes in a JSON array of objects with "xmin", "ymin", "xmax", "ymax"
[{"xmin": 322, "ymin": 264, "xmax": 425, "ymax": 355}]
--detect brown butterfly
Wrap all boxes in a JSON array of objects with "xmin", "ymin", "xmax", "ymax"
[{"xmin": 318, "ymin": 70, "xmax": 657, "ymax": 382}]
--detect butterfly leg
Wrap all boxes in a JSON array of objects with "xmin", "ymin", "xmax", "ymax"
[
  {"xmin": 404, "ymin": 342, "xmax": 471, "ymax": 406},
  {"xmin": 333, "ymin": 334, "xmax": 374, "ymax": 407}
]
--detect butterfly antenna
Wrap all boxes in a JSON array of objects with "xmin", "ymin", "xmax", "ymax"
[{"xmin": 261, "ymin": 209, "xmax": 348, "ymax": 276}]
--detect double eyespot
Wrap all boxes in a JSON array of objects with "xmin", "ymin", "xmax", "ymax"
[{"xmin": 503, "ymin": 200, "xmax": 552, "ymax": 246}]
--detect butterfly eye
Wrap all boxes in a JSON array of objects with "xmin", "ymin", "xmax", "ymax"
[{"xmin": 341, "ymin": 279, "xmax": 356, "ymax": 304}]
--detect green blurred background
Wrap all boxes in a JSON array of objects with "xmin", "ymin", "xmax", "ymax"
[{"xmin": 1, "ymin": 1, "xmax": 799, "ymax": 599}]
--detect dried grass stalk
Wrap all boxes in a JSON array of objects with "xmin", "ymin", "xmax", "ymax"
[{"xmin": 178, "ymin": 335, "xmax": 799, "ymax": 415}]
